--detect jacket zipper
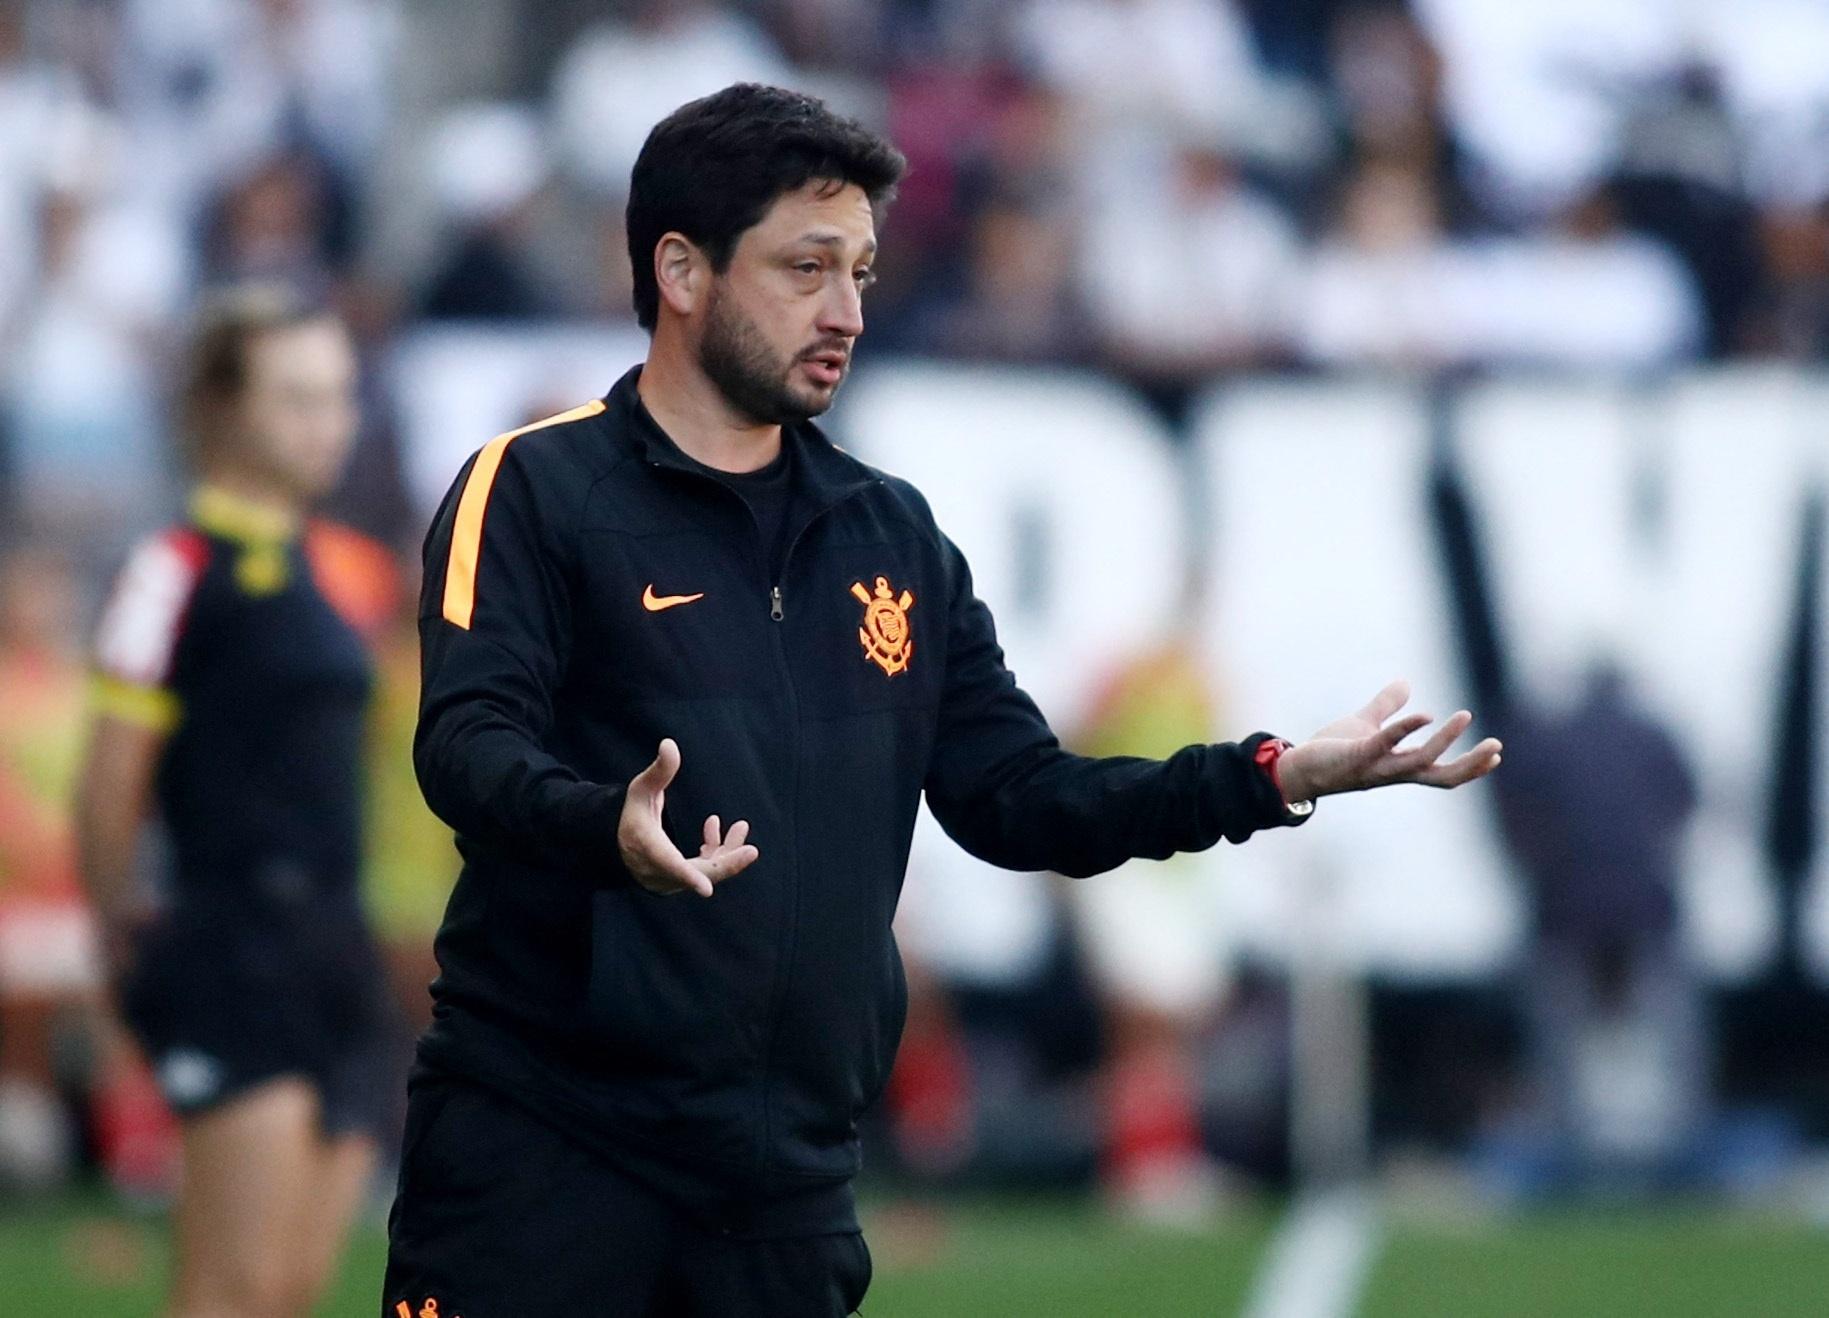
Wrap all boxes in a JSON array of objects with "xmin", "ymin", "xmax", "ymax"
[
  {"xmin": 650, "ymin": 458, "xmax": 880, "ymax": 1176},
  {"xmin": 765, "ymin": 490, "xmax": 865, "ymax": 621},
  {"xmin": 647, "ymin": 458, "xmax": 871, "ymax": 621},
  {"xmin": 751, "ymin": 482, "xmax": 879, "ymax": 1178}
]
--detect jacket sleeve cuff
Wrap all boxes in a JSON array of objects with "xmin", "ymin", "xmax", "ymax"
[
  {"xmin": 545, "ymin": 780, "xmax": 629, "ymax": 873},
  {"xmin": 1229, "ymin": 732, "xmax": 1315, "ymax": 839}
]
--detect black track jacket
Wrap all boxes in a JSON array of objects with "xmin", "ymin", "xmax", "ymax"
[{"xmin": 413, "ymin": 365, "xmax": 1307, "ymax": 1236}]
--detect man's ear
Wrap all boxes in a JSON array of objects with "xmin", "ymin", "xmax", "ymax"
[{"xmin": 654, "ymin": 232, "xmax": 705, "ymax": 319}]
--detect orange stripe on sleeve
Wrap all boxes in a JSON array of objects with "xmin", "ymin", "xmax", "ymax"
[{"xmin": 440, "ymin": 400, "xmax": 606, "ymax": 629}]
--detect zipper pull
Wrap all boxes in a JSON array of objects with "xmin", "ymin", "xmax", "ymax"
[{"xmin": 770, "ymin": 585, "xmax": 785, "ymax": 621}]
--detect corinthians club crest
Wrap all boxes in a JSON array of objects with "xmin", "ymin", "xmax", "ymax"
[{"xmin": 850, "ymin": 576, "xmax": 915, "ymax": 676}]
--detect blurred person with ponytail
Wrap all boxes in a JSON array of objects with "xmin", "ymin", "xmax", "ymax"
[{"xmin": 75, "ymin": 286, "xmax": 396, "ymax": 1317}]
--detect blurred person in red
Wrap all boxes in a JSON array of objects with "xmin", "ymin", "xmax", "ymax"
[
  {"xmin": 1065, "ymin": 634, "xmax": 1282, "ymax": 1223},
  {"xmin": 0, "ymin": 545, "xmax": 100, "ymax": 1187},
  {"xmin": 74, "ymin": 287, "xmax": 397, "ymax": 1317},
  {"xmin": 0, "ymin": 542, "xmax": 181, "ymax": 1204}
]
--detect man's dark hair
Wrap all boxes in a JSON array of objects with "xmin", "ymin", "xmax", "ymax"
[{"xmin": 626, "ymin": 83, "xmax": 906, "ymax": 331}]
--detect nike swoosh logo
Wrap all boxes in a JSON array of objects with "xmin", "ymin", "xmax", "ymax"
[{"xmin": 643, "ymin": 584, "xmax": 705, "ymax": 612}]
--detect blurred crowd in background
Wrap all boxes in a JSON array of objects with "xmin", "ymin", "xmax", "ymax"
[
  {"xmin": 7, "ymin": 0, "xmax": 1829, "ymax": 556},
  {"xmin": 3, "ymin": 0, "xmax": 1829, "ymax": 1225}
]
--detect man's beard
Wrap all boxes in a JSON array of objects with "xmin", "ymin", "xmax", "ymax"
[{"xmin": 698, "ymin": 284, "xmax": 835, "ymax": 426}]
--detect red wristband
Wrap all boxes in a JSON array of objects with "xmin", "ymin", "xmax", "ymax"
[{"xmin": 1253, "ymin": 736, "xmax": 1294, "ymax": 803}]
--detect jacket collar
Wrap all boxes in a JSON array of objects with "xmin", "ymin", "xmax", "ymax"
[
  {"xmin": 190, "ymin": 483, "xmax": 301, "ymax": 544},
  {"xmin": 606, "ymin": 364, "xmax": 879, "ymax": 507}
]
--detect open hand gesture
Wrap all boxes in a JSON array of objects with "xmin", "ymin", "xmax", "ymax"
[
  {"xmin": 618, "ymin": 738, "xmax": 760, "ymax": 897},
  {"xmin": 1275, "ymin": 679, "xmax": 1501, "ymax": 806}
]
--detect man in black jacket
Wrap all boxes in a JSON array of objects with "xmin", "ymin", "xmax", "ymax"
[{"xmin": 383, "ymin": 83, "xmax": 1502, "ymax": 1317}]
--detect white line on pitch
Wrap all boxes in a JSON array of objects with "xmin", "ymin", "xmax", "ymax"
[{"xmin": 1237, "ymin": 1186, "xmax": 1381, "ymax": 1318}]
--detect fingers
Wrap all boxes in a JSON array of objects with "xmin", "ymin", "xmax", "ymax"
[
  {"xmin": 689, "ymin": 839, "xmax": 760, "ymax": 888},
  {"xmin": 630, "ymin": 737, "xmax": 681, "ymax": 799},
  {"xmin": 1398, "ymin": 709, "xmax": 1474, "ymax": 768},
  {"xmin": 1421, "ymin": 738, "xmax": 1503, "ymax": 788},
  {"xmin": 655, "ymin": 815, "xmax": 758, "ymax": 895},
  {"xmin": 696, "ymin": 818, "xmax": 756, "ymax": 889},
  {"xmin": 1374, "ymin": 708, "xmax": 1494, "ymax": 788},
  {"xmin": 622, "ymin": 743, "xmax": 764, "ymax": 897},
  {"xmin": 1347, "ymin": 689, "xmax": 1502, "ymax": 791},
  {"xmin": 1374, "ymin": 712, "xmax": 1433, "ymax": 754},
  {"xmin": 671, "ymin": 855, "xmax": 715, "ymax": 898},
  {"xmin": 1359, "ymin": 678, "xmax": 1411, "ymax": 726},
  {"xmin": 699, "ymin": 815, "xmax": 751, "ymax": 856},
  {"xmin": 637, "ymin": 833, "xmax": 713, "ymax": 898}
]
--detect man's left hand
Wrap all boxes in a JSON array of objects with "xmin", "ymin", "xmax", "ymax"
[{"xmin": 1274, "ymin": 678, "xmax": 1501, "ymax": 806}]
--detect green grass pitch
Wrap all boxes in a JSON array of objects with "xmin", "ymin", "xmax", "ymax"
[{"xmin": 3, "ymin": 1190, "xmax": 1826, "ymax": 1315}]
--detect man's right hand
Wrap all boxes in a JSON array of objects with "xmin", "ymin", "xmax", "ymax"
[{"xmin": 618, "ymin": 738, "xmax": 760, "ymax": 897}]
